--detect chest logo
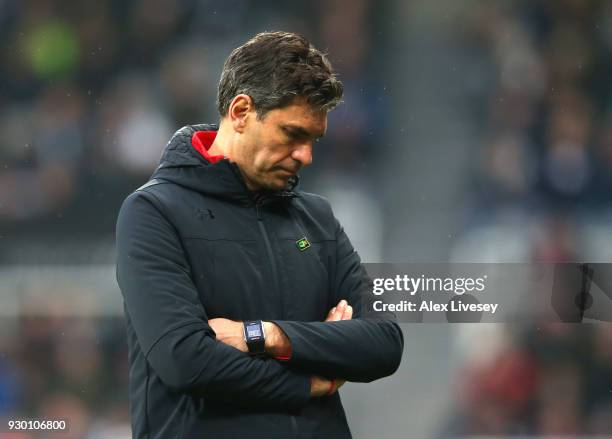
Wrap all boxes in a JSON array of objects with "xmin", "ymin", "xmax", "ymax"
[
  {"xmin": 296, "ymin": 237, "xmax": 311, "ymax": 251},
  {"xmin": 196, "ymin": 208, "xmax": 215, "ymax": 220}
]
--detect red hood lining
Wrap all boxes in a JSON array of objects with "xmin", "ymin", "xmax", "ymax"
[{"xmin": 191, "ymin": 130, "xmax": 225, "ymax": 164}]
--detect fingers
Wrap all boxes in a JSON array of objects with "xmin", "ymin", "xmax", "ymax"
[
  {"xmin": 325, "ymin": 307, "xmax": 337, "ymax": 322},
  {"xmin": 343, "ymin": 304, "xmax": 353, "ymax": 320},
  {"xmin": 310, "ymin": 376, "xmax": 333, "ymax": 396},
  {"xmin": 208, "ymin": 318, "xmax": 221, "ymax": 331},
  {"xmin": 333, "ymin": 300, "xmax": 345, "ymax": 320},
  {"xmin": 310, "ymin": 376, "xmax": 348, "ymax": 397},
  {"xmin": 326, "ymin": 302, "xmax": 343, "ymax": 321},
  {"xmin": 328, "ymin": 379, "xmax": 347, "ymax": 395},
  {"xmin": 325, "ymin": 300, "xmax": 352, "ymax": 322}
]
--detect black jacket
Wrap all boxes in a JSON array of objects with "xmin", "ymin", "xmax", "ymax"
[{"xmin": 116, "ymin": 124, "xmax": 404, "ymax": 438}]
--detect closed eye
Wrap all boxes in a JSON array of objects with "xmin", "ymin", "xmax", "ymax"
[
  {"xmin": 282, "ymin": 126, "xmax": 325, "ymax": 143},
  {"xmin": 282, "ymin": 128, "xmax": 307, "ymax": 143}
]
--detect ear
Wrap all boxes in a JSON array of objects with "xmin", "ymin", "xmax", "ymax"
[{"xmin": 228, "ymin": 94, "xmax": 254, "ymax": 133}]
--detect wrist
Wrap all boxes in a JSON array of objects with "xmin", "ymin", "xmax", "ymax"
[
  {"xmin": 263, "ymin": 321, "xmax": 292, "ymax": 360},
  {"xmin": 326, "ymin": 379, "xmax": 337, "ymax": 396},
  {"xmin": 310, "ymin": 376, "xmax": 337, "ymax": 397}
]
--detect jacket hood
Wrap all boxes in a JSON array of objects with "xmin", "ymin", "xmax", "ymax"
[{"xmin": 151, "ymin": 124, "xmax": 299, "ymax": 205}]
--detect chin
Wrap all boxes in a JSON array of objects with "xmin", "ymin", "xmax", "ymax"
[
  {"xmin": 268, "ymin": 182, "xmax": 287, "ymax": 191},
  {"xmin": 264, "ymin": 178, "xmax": 289, "ymax": 191},
  {"xmin": 252, "ymin": 173, "xmax": 291, "ymax": 191}
]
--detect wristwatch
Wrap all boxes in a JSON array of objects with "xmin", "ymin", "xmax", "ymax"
[{"xmin": 243, "ymin": 320, "xmax": 266, "ymax": 355}]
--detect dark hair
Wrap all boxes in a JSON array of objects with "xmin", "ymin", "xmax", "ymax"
[{"xmin": 217, "ymin": 31, "xmax": 343, "ymax": 118}]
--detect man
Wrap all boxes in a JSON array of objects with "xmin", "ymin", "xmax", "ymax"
[{"xmin": 116, "ymin": 31, "xmax": 403, "ymax": 438}]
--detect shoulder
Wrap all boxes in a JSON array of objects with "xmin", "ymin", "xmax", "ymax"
[
  {"xmin": 122, "ymin": 176, "xmax": 198, "ymax": 210},
  {"xmin": 118, "ymin": 179, "xmax": 178, "ymax": 224},
  {"xmin": 122, "ymin": 179, "xmax": 168, "ymax": 208}
]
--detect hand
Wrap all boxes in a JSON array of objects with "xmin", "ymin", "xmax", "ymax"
[
  {"xmin": 325, "ymin": 299, "xmax": 353, "ymax": 322},
  {"xmin": 310, "ymin": 376, "xmax": 346, "ymax": 397},
  {"xmin": 208, "ymin": 318, "xmax": 248, "ymax": 353}
]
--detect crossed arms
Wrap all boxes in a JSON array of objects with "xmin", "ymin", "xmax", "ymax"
[
  {"xmin": 116, "ymin": 193, "xmax": 404, "ymax": 409},
  {"xmin": 209, "ymin": 299, "xmax": 354, "ymax": 396}
]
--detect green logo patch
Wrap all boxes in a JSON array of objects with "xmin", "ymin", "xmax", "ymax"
[{"xmin": 296, "ymin": 237, "xmax": 311, "ymax": 251}]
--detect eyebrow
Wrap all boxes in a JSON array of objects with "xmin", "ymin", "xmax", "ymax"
[{"xmin": 282, "ymin": 124, "xmax": 325, "ymax": 139}]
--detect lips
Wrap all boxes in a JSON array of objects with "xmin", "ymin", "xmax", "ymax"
[{"xmin": 276, "ymin": 168, "xmax": 298, "ymax": 175}]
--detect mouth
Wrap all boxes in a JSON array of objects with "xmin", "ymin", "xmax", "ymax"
[{"xmin": 275, "ymin": 168, "xmax": 298, "ymax": 176}]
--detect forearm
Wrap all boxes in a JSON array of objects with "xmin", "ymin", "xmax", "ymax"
[
  {"xmin": 268, "ymin": 318, "xmax": 404, "ymax": 382},
  {"xmin": 145, "ymin": 322, "xmax": 311, "ymax": 409}
]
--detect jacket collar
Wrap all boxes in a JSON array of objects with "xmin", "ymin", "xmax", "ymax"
[{"xmin": 151, "ymin": 124, "xmax": 299, "ymax": 205}]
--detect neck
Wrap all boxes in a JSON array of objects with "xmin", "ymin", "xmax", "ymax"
[
  {"xmin": 207, "ymin": 120, "xmax": 234, "ymax": 158},
  {"xmin": 208, "ymin": 121, "xmax": 259, "ymax": 191}
]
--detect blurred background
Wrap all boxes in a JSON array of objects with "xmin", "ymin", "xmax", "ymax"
[{"xmin": 1, "ymin": 0, "xmax": 612, "ymax": 437}]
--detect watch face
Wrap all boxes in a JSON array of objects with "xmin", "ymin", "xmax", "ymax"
[{"xmin": 246, "ymin": 322, "xmax": 262, "ymax": 339}]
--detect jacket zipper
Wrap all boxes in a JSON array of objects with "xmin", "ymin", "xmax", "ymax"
[
  {"xmin": 255, "ymin": 202, "xmax": 282, "ymax": 313},
  {"xmin": 255, "ymin": 202, "xmax": 298, "ymax": 439},
  {"xmin": 290, "ymin": 416, "xmax": 298, "ymax": 438}
]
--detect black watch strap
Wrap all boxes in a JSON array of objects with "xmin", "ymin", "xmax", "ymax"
[{"xmin": 243, "ymin": 320, "xmax": 266, "ymax": 356}]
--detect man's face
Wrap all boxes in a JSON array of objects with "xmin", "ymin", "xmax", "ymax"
[{"xmin": 233, "ymin": 99, "xmax": 327, "ymax": 191}]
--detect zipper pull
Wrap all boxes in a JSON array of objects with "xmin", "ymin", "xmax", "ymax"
[{"xmin": 254, "ymin": 192, "xmax": 268, "ymax": 220}]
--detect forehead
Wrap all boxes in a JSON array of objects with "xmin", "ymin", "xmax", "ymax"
[{"xmin": 263, "ymin": 100, "xmax": 327, "ymax": 133}]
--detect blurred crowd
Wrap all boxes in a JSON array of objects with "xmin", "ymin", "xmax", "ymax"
[
  {"xmin": 445, "ymin": 323, "xmax": 612, "ymax": 436},
  {"xmin": 455, "ymin": 0, "xmax": 612, "ymax": 263},
  {"xmin": 448, "ymin": 0, "xmax": 612, "ymax": 436},
  {"xmin": 0, "ymin": 315, "xmax": 129, "ymax": 438},
  {"xmin": 0, "ymin": 0, "xmax": 386, "ymax": 244}
]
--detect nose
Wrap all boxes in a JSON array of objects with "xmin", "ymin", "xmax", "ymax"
[{"xmin": 291, "ymin": 142, "xmax": 313, "ymax": 166}]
